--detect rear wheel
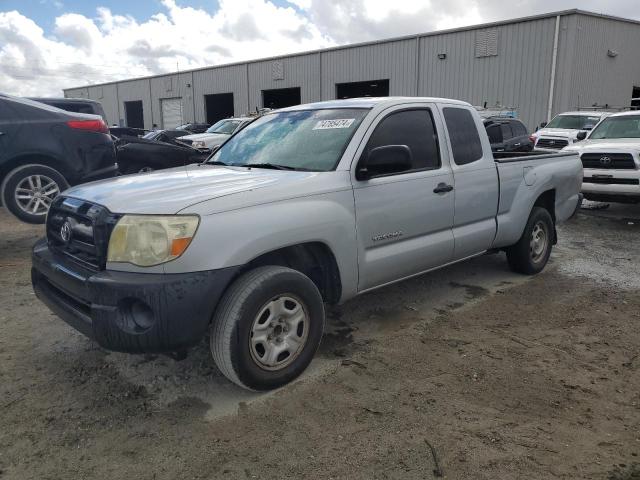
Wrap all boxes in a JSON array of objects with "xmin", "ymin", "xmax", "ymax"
[
  {"xmin": 506, "ymin": 206, "xmax": 554, "ymax": 275},
  {"xmin": 0, "ymin": 164, "xmax": 68, "ymax": 224},
  {"xmin": 210, "ymin": 266, "xmax": 325, "ymax": 391}
]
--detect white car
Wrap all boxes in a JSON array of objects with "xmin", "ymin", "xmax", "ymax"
[
  {"xmin": 178, "ymin": 117, "xmax": 253, "ymax": 150},
  {"xmin": 532, "ymin": 111, "xmax": 610, "ymax": 153},
  {"xmin": 564, "ymin": 111, "xmax": 640, "ymax": 204}
]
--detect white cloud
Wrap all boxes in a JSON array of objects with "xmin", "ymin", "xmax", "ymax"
[{"xmin": 0, "ymin": 0, "xmax": 638, "ymax": 97}]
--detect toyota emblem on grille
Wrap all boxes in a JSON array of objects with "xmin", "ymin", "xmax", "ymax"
[
  {"xmin": 600, "ymin": 156, "xmax": 612, "ymax": 166},
  {"xmin": 60, "ymin": 221, "xmax": 72, "ymax": 243}
]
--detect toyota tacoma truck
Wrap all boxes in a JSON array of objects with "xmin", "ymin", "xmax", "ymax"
[
  {"xmin": 32, "ymin": 97, "xmax": 582, "ymax": 391},
  {"xmin": 532, "ymin": 111, "xmax": 609, "ymax": 153},
  {"xmin": 564, "ymin": 111, "xmax": 640, "ymax": 204}
]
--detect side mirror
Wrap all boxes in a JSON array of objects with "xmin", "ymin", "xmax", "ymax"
[
  {"xmin": 576, "ymin": 131, "xmax": 588, "ymax": 141},
  {"xmin": 356, "ymin": 145, "xmax": 412, "ymax": 181},
  {"xmin": 540, "ymin": 122, "xmax": 548, "ymax": 129}
]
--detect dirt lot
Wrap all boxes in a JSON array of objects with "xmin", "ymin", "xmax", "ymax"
[{"xmin": 1, "ymin": 204, "xmax": 639, "ymax": 480}]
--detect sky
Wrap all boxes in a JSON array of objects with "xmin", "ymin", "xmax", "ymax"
[{"xmin": 0, "ymin": 0, "xmax": 638, "ymax": 97}]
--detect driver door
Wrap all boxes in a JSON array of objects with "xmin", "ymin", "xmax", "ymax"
[{"xmin": 351, "ymin": 104, "xmax": 455, "ymax": 292}]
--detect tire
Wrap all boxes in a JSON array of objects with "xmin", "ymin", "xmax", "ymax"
[
  {"xmin": 506, "ymin": 206, "xmax": 554, "ymax": 275},
  {"xmin": 0, "ymin": 164, "xmax": 69, "ymax": 224},
  {"xmin": 211, "ymin": 266, "xmax": 325, "ymax": 391}
]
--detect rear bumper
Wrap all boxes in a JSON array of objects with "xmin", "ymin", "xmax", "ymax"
[{"xmin": 32, "ymin": 239, "xmax": 239, "ymax": 353}]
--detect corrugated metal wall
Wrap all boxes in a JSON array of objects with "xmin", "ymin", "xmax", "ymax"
[
  {"xmin": 149, "ymin": 72, "xmax": 195, "ymax": 128},
  {"xmin": 418, "ymin": 17, "xmax": 557, "ymax": 130},
  {"xmin": 321, "ymin": 39, "xmax": 418, "ymax": 99},
  {"xmin": 192, "ymin": 64, "xmax": 249, "ymax": 119},
  {"xmin": 556, "ymin": 14, "xmax": 640, "ymax": 113},
  {"xmin": 116, "ymin": 79, "xmax": 152, "ymax": 128},
  {"xmin": 248, "ymin": 53, "xmax": 321, "ymax": 109},
  {"xmin": 62, "ymin": 12, "xmax": 640, "ymax": 133}
]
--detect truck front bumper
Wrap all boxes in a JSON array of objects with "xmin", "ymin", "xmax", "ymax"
[
  {"xmin": 32, "ymin": 239, "xmax": 239, "ymax": 353},
  {"xmin": 582, "ymin": 170, "xmax": 640, "ymax": 204}
]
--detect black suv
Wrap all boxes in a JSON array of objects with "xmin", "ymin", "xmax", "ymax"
[
  {"xmin": 0, "ymin": 94, "xmax": 117, "ymax": 224},
  {"xmin": 29, "ymin": 97, "xmax": 107, "ymax": 121},
  {"xmin": 483, "ymin": 117, "xmax": 533, "ymax": 153}
]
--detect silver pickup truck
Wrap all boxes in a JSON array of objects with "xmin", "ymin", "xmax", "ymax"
[{"xmin": 32, "ymin": 97, "xmax": 582, "ymax": 391}]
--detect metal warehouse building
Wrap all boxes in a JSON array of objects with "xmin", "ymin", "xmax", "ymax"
[{"xmin": 64, "ymin": 9, "xmax": 640, "ymax": 132}]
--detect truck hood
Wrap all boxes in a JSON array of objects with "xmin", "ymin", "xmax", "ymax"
[
  {"xmin": 564, "ymin": 138, "xmax": 640, "ymax": 153},
  {"xmin": 536, "ymin": 128, "xmax": 582, "ymax": 140},
  {"xmin": 63, "ymin": 164, "xmax": 322, "ymax": 214},
  {"xmin": 177, "ymin": 132, "xmax": 230, "ymax": 146}
]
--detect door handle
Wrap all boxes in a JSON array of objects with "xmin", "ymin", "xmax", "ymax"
[{"xmin": 433, "ymin": 183, "xmax": 454, "ymax": 194}]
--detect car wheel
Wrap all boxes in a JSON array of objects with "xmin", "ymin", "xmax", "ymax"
[
  {"xmin": 0, "ymin": 164, "xmax": 69, "ymax": 224},
  {"xmin": 506, "ymin": 206, "xmax": 554, "ymax": 275},
  {"xmin": 210, "ymin": 266, "xmax": 325, "ymax": 391}
]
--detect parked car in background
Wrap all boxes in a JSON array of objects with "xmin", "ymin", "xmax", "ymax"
[
  {"xmin": 0, "ymin": 93, "xmax": 117, "ymax": 224},
  {"xmin": 178, "ymin": 117, "xmax": 253, "ymax": 150},
  {"xmin": 175, "ymin": 123, "xmax": 211, "ymax": 134},
  {"xmin": 564, "ymin": 111, "xmax": 640, "ymax": 204},
  {"xmin": 28, "ymin": 97, "xmax": 107, "ymax": 122},
  {"xmin": 110, "ymin": 127, "xmax": 148, "ymax": 139},
  {"xmin": 116, "ymin": 129, "xmax": 210, "ymax": 174},
  {"xmin": 483, "ymin": 117, "xmax": 533, "ymax": 153},
  {"xmin": 32, "ymin": 97, "xmax": 582, "ymax": 391},
  {"xmin": 532, "ymin": 111, "xmax": 610, "ymax": 152}
]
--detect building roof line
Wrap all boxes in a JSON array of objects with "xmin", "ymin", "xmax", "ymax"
[{"xmin": 64, "ymin": 8, "xmax": 638, "ymax": 92}]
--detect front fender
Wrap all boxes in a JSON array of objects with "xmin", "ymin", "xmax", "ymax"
[{"xmin": 164, "ymin": 190, "xmax": 360, "ymax": 300}]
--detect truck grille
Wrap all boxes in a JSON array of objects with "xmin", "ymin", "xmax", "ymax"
[
  {"xmin": 581, "ymin": 153, "xmax": 636, "ymax": 170},
  {"xmin": 46, "ymin": 197, "xmax": 120, "ymax": 270},
  {"xmin": 537, "ymin": 138, "xmax": 569, "ymax": 149},
  {"xmin": 583, "ymin": 177, "xmax": 640, "ymax": 185}
]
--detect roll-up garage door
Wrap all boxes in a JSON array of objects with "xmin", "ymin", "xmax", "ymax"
[{"xmin": 161, "ymin": 98, "xmax": 183, "ymax": 129}]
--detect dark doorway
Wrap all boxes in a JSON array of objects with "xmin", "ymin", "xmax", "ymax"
[
  {"xmin": 205, "ymin": 93, "xmax": 234, "ymax": 124},
  {"xmin": 632, "ymin": 86, "xmax": 640, "ymax": 109},
  {"xmin": 262, "ymin": 87, "xmax": 301, "ymax": 109},
  {"xmin": 124, "ymin": 100, "xmax": 144, "ymax": 128},
  {"xmin": 336, "ymin": 79, "xmax": 390, "ymax": 99}
]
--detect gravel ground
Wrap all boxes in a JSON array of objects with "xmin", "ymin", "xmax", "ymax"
[{"xmin": 0, "ymin": 203, "xmax": 639, "ymax": 480}]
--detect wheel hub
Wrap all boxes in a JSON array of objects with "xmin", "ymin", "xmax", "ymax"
[
  {"xmin": 529, "ymin": 222, "xmax": 548, "ymax": 263},
  {"xmin": 14, "ymin": 174, "xmax": 60, "ymax": 216},
  {"xmin": 249, "ymin": 295, "xmax": 309, "ymax": 371}
]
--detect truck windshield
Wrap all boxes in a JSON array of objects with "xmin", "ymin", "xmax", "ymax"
[
  {"xmin": 207, "ymin": 108, "xmax": 368, "ymax": 171},
  {"xmin": 546, "ymin": 115, "xmax": 601, "ymax": 130},
  {"xmin": 589, "ymin": 115, "xmax": 640, "ymax": 139}
]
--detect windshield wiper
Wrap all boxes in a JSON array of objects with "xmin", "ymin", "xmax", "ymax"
[
  {"xmin": 202, "ymin": 161, "xmax": 229, "ymax": 166},
  {"xmin": 239, "ymin": 163, "xmax": 296, "ymax": 171}
]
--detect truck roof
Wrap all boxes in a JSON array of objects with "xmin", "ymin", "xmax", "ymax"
[
  {"xmin": 606, "ymin": 110, "xmax": 640, "ymax": 118},
  {"xmin": 278, "ymin": 97, "xmax": 471, "ymax": 111},
  {"xmin": 556, "ymin": 111, "xmax": 608, "ymax": 117}
]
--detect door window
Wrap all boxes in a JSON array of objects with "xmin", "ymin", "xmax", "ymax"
[
  {"xmin": 486, "ymin": 125, "xmax": 502, "ymax": 144},
  {"xmin": 512, "ymin": 121, "xmax": 528, "ymax": 136},
  {"xmin": 362, "ymin": 109, "xmax": 440, "ymax": 174}
]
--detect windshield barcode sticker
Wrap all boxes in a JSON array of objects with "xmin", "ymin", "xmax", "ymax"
[{"xmin": 313, "ymin": 119, "xmax": 355, "ymax": 130}]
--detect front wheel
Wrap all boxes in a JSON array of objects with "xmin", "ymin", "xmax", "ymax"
[
  {"xmin": 210, "ymin": 266, "xmax": 325, "ymax": 391},
  {"xmin": 0, "ymin": 164, "xmax": 69, "ymax": 224},
  {"xmin": 506, "ymin": 206, "xmax": 554, "ymax": 275}
]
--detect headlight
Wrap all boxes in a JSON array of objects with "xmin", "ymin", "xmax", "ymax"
[
  {"xmin": 192, "ymin": 141, "xmax": 207, "ymax": 149},
  {"xmin": 107, "ymin": 215, "xmax": 199, "ymax": 267}
]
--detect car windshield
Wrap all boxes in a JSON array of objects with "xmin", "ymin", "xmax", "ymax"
[
  {"xmin": 206, "ymin": 120, "xmax": 242, "ymax": 134},
  {"xmin": 143, "ymin": 131, "xmax": 161, "ymax": 140},
  {"xmin": 207, "ymin": 108, "xmax": 368, "ymax": 171},
  {"xmin": 546, "ymin": 114, "xmax": 601, "ymax": 130},
  {"xmin": 589, "ymin": 116, "xmax": 640, "ymax": 139}
]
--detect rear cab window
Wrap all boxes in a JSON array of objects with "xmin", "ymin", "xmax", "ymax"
[{"xmin": 443, "ymin": 107, "xmax": 484, "ymax": 165}]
